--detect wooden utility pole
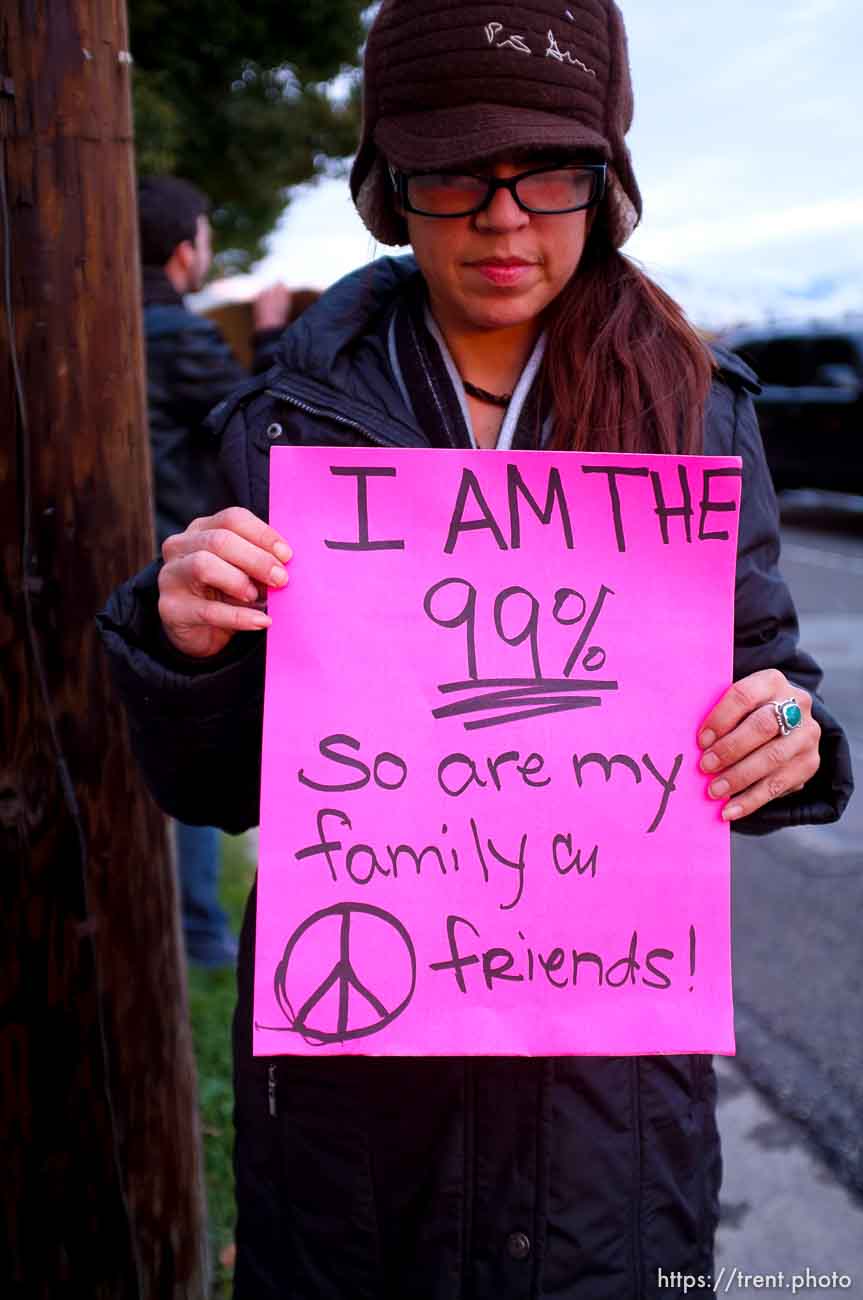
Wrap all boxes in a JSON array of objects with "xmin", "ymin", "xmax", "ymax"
[{"xmin": 0, "ymin": 3, "xmax": 208, "ymax": 1295}]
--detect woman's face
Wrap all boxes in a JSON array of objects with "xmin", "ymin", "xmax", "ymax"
[{"xmin": 402, "ymin": 157, "xmax": 592, "ymax": 337}]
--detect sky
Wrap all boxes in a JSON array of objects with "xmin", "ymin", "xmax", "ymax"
[{"xmin": 222, "ymin": 0, "xmax": 863, "ymax": 329}]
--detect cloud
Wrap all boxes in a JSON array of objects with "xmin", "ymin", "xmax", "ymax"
[{"xmin": 630, "ymin": 194, "xmax": 863, "ymax": 266}]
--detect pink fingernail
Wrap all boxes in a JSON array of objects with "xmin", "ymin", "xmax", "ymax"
[
  {"xmin": 273, "ymin": 542, "xmax": 292, "ymax": 563},
  {"xmin": 701, "ymin": 752, "xmax": 720, "ymax": 772},
  {"xmin": 710, "ymin": 779, "xmax": 730, "ymax": 798},
  {"xmin": 722, "ymin": 803, "xmax": 744, "ymax": 821},
  {"xmin": 699, "ymin": 730, "xmax": 716, "ymax": 749}
]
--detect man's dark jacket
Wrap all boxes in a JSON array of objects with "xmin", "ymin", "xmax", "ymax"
[
  {"xmin": 142, "ymin": 265, "xmax": 282, "ymax": 547},
  {"xmin": 101, "ymin": 257, "xmax": 853, "ymax": 1300}
]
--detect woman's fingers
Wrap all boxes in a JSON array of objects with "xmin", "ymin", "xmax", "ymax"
[
  {"xmin": 158, "ymin": 507, "xmax": 290, "ymax": 658},
  {"xmin": 697, "ymin": 668, "xmax": 790, "ymax": 751},
  {"xmin": 703, "ymin": 716, "xmax": 819, "ymax": 812},
  {"xmin": 183, "ymin": 506, "xmax": 291, "ymax": 564},
  {"xmin": 164, "ymin": 519, "xmax": 291, "ymax": 591},
  {"xmin": 162, "ymin": 549, "xmax": 264, "ymax": 605},
  {"xmin": 160, "ymin": 590, "xmax": 272, "ymax": 635},
  {"xmin": 700, "ymin": 696, "xmax": 808, "ymax": 774},
  {"xmin": 697, "ymin": 669, "xmax": 820, "ymax": 821},
  {"xmin": 167, "ymin": 536, "xmax": 287, "ymax": 599},
  {"xmin": 713, "ymin": 741, "xmax": 821, "ymax": 822}
]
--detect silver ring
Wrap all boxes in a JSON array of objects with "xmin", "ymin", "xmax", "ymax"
[{"xmin": 773, "ymin": 696, "xmax": 803, "ymax": 737}]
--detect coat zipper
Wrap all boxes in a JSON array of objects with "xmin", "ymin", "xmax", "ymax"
[{"xmin": 266, "ymin": 387, "xmax": 422, "ymax": 451}]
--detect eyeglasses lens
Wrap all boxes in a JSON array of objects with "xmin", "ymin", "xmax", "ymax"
[
  {"xmin": 407, "ymin": 174, "xmax": 488, "ymax": 214},
  {"xmin": 518, "ymin": 168, "xmax": 595, "ymax": 213},
  {"xmin": 406, "ymin": 167, "xmax": 597, "ymax": 215}
]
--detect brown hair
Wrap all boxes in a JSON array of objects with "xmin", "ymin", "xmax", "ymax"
[{"xmin": 543, "ymin": 215, "xmax": 715, "ymax": 456}]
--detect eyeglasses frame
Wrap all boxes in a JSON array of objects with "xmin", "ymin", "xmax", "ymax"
[{"xmin": 388, "ymin": 161, "xmax": 608, "ymax": 218}]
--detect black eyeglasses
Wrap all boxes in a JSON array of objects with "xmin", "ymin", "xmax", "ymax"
[{"xmin": 390, "ymin": 162, "xmax": 607, "ymax": 218}]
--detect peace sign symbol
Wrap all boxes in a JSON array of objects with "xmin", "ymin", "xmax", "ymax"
[{"xmin": 273, "ymin": 902, "xmax": 417, "ymax": 1045}]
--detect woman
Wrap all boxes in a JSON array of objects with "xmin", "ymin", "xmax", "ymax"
[{"xmin": 100, "ymin": 2, "xmax": 852, "ymax": 1296}]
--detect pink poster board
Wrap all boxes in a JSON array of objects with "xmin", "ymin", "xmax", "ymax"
[{"xmin": 254, "ymin": 447, "xmax": 742, "ymax": 1057}]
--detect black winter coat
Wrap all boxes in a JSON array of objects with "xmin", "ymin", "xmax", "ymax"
[
  {"xmin": 101, "ymin": 258, "xmax": 853, "ymax": 1300},
  {"xmin": 142, "ymin": 266, "xmax": 282, "ymax": 548}
]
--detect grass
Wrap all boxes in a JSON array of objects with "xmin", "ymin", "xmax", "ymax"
[{"xmin": 186, "ymin": 832, "xmax": 256, "ymax": 1298}]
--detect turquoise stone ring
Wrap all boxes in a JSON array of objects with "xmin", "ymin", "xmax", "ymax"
[{"xmin": 774, "ymin": 697, "xmax": 803, "ymax": 737}]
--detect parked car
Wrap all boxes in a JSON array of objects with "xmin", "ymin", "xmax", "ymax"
[{"xmin": 721, "ymin": 323, "xmax": 863, "ymax": 495}]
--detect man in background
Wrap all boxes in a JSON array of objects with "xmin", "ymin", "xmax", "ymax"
[{"xmin": 138, "ymin": 175, "xmax": 290, "ymax": 966}]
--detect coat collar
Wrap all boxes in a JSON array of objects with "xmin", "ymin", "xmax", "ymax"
[
  {"xmin": 142, "ymin": 265, "xmax": 184, "ymax": 308},
  {"xmin": 267, "ymin": 256, "xmax": 424, "ymax": 445}
]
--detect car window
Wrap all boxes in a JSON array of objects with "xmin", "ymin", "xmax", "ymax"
[
  {"xmin": 735, "ymin": 334, "xmax": 863, "ymax": 388},
  {"xmin": 739, "ymin": 339, "xmax": 808, "ymax": 386},
  {"xmin": 810, "ymin": 338, "xmax": 860, "ymax": 372}
]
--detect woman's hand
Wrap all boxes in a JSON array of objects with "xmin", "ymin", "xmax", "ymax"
[
  {"xmin": 698, "ymin": 669, "xmax": 821, "ymax": 822},
  {"xmin": 158, "ymin": 507, "xmax": 291, "ymax": 659}
]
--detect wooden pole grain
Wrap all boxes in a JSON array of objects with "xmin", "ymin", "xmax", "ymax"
[{"xmin": 0, "ymin": 3, "xmax": 207, "ymax": 1295}]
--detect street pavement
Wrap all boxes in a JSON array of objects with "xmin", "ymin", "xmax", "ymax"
[
  {"xmin": 714, "ymin": 494, "xmax": 863, "ymax": 1295},
  {"xmin": 715, "ymin": 1056, "xmax": 863, "ymax": 1296}
]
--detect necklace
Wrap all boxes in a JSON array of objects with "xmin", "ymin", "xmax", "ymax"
[{"xmin": 462, "ymin": 379, "xmax": 512, "ymax": 408}]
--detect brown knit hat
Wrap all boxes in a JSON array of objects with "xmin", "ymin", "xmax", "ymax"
[{"xmin": 350, "ymin": 0, "xmax": 641, "ymax": 249}]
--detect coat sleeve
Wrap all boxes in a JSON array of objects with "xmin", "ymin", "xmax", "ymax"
[
  {"xmin": 730, "ymin": 388, "xmax": 854, "ymax": 834},
  {"xmin": 96, "ymin": 399, "xmax": 269, "ymax": 834},
  {"xmin": 167, "ymin": 320, "xmax": 252, "ymax": 432},
  {"xmin": 97, "ymin": 560, "xmax": 266, "ymax": 833}
]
